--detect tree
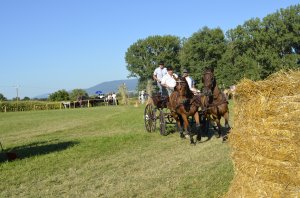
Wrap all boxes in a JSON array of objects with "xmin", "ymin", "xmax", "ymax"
[
  {"xmin": 261, "ymin": 5, "xmax": 300, "ymax": 72},
  {"xmin": 49, "ymin": 89, "xmax": 70, "ymax": 101},
  {"xmin": 125, "ymin": 35, "xmax": 181, "ymax": 90},
  {"xmin": 69, "ymin": 89, "xmax": 89, "ymax": 101},
  {"xmin": 0, "ymin": 93, "xmax": 7, "ymax": 101},
  {"xmin": 180, "ymin": 27, "xmax": 226, "ymax": 87},
  {"xmin": 22, "ymin": 96, "xmax": 30, "ymax": 101},
  {"xmin": 220, "ymin": 5, "xmax": 300, "ymax": 85}
]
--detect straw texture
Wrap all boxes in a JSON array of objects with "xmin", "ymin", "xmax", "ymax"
[{"xmin": 225, "ymin": 71, "xmax": 300, "ymax": 197}]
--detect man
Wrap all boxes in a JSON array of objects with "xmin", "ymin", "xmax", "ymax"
[
  {"xmin": 153, "ymin": 61, "xmax": 167, "ymax": 95},
  {"xmin": 161, "ymin": 65, "xmax": 178, "ymax": 96},
  {"xmin": 182, "ymin": 69, "xmax": 195, "ymax": 90},
  {"xmin": 183, "ymin": 68, "xmax": 200, "ymax": 94},
  {"xmin": 112, "ymin": 92, "xmax": 117, "ymax": 105}
]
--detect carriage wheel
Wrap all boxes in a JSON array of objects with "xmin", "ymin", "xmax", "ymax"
[
  {"xmin": 159, "ymin": 109, "xmax": 168, "ymax": 136},
  {"xmin": 144, "ymin": 104, "xmax": 156, "ymax": 132},
  {"xmin": 166, "ymin": 109, "xmax": 175, "ymax": 124}
]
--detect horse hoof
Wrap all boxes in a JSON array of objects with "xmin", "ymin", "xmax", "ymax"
[{"xmin": 180, "ymin": 133, "xmax": 185, "ymax": 139}]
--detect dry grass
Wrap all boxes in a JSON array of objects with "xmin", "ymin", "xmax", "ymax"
[{"xmin": 226, "ymin": 70, "xmax": 300, "ymax": 197}]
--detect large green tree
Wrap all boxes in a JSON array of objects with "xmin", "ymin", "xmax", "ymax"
[
  {"xmin": 219, "ymin": 4, "xmax": 299, "ymax": 87},
  {"xmin": 125, "ymin": 4, "xmax": 299, "ymax": 89},
  {"xmin": 125, "ymin": 35, "xmax": 181, "ymax": 89},
  {"xmin": 261, "ymin": 5, "xmax": 300, "ymax": 72},
  {"xmin": 49, "ymin": 89, "xmax": 70, "ymax": 101},
  {"xmin": 179, "ymin": 27, "xmax": 226, "ymax": 87}
]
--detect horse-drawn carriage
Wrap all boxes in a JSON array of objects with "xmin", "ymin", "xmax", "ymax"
[
  {"xmin": 144, "ymin": 67, "xmax": 231, "ymax": 144},
  {"xmin": 144, "ymin": 94, "xmax": 175, "ymax": 136}
]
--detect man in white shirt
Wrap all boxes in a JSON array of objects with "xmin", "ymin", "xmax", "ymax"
[
  {"xmin": 153, "ymin": 61, "xmax": 167, "ymax": 95},
  {"xmin": 112, "ymin": 92, "xmax": 117, "ymax": 105},
  {"xmin": 161, "ymin": 66, "xmax": 178, "ymax": 96},
  {"xmin": 183, "ymin": 69, "xmax": 199, "ymax": 94}
]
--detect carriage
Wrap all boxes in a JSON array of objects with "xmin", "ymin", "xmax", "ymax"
[
  {"xmin": 143, "ymin": 68, "xmax": 230, "ymax": 143},
  {"xmin": 143, "ymin": 93, "xmax": 175, "ymax": 136},
  {"xmin": 144, "ymin": 91, "xmax": 209, "ymax": 139}
]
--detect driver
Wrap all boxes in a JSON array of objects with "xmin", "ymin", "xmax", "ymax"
[{"xmin": 153, "ymin": 61, "xmax": 167, "ymax": 95}]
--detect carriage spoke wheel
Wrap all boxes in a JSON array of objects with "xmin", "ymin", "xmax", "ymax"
[
  {"xmin": 144, "ymin": 104, "xmax": 156, "ymax": 132},
  {"xmin": 166, "ymin": 110, "xmax": 174, "ymax": 124},
  {"xmin": 159, "ymin": 109, "xmax": 168, "ymax": 136}
]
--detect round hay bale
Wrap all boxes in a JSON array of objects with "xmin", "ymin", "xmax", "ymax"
[{"xmin": 225, "ymin": 71, "xmax": 300, "ymax": 197}]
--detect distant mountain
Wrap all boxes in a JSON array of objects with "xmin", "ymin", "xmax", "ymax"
[
  {"xmin": 33, "ymin": 79, "xmax": 139, "ymax": 99},
  {"xmin": 33, "ymin": 93, "xmax": 50, "ymax": 99},
  {"xmin": 85, "ymin": 79, "xmax": 138, "ymax": 95}
]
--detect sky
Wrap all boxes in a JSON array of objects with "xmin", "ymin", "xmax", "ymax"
[{"xmin": 0, "ymin": 0, "xmax": 299, "ymax": 99}]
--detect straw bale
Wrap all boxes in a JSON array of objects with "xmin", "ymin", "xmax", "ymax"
[{"xmin": 225, "ymin": 71, "xmax": 300, "ymax": 197}]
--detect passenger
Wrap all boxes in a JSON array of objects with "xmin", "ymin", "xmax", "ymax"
[
  {"xmin": 182, "ymin": 69, "xmax": 195, "ymax": 90},
  {"xmin": 161, "ymin": 65, "xmax": 178, "ymax": 96},
  {"xmin": 182, "ymin": 69, "xmax": 198, "ymax": 94}
]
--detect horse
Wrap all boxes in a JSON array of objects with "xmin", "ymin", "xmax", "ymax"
[
  {"xmin": 168, "ymin": 77, "xmax": 202, "ymax": 144},
  {"xmin": 201, "ymin": 67, "xmax": 230, "ymax": 141}
]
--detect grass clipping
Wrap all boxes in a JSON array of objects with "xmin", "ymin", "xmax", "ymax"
[{"xmin": 225, "ymin": 71, "xmax": 300, "ymax": 197}]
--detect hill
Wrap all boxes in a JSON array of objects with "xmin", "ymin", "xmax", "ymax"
[
  {"xmin": 85, "ymin": 78, "xmax": 138, "ymax": 95},
  {"xmin": 34, "ymin": 79, "xmax": 138, "ymax": 98}
]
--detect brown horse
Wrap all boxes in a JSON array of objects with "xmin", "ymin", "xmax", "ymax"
[
  {"xmin": 202, "ymin": 67, "xmax": 230, "ymax": 141},
  {"xmin": 168, "ymin": 77, "xmax": 202, "ymax": 144}
]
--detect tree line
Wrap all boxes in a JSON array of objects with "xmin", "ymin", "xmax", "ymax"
[{"xmin": 125, "ymin": 4, "xmax": 300, "ymax": 90}]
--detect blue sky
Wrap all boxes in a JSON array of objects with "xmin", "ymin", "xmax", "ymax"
[{"xmin": 0, "ymin": 0, "xmax": 298, "ymax": 99}]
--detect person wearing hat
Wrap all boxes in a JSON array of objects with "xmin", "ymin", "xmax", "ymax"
[
  {"xmin": 161, "ymin": 65, "xmax": 178, "ymax": 96},
  {"xmin": 182, "ymin": 69, "xmax": 195, "ymax": 90},
  {"xmin": 153, "ymin": 61, "xmax": 167, "ymax": 95}
]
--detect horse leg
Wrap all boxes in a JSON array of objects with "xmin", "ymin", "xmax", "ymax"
[
  {"xmin": 181, "ymin": 114, "xmax": 196, "ymax": 144},
  {"xmin": 215, "ymin": 118, "xmax": 222, "ymax": 138},
  {"xmin": 222, "ymin": 111, "xmax": 230, "ymax": 141},
  {"xmin": 223, "ymin": 111, "xmax": 231, "ymax": 129},
  {"xmin": 193, "ymin": 111, "xmax": 201, "ymax": 142},
  {"xmin": 175, "ymin": 115, "xmax": 185, "ymax": 139},
  {"xmin": 181, "ymin": 114, "xmax": 189, "ymax": 135}
]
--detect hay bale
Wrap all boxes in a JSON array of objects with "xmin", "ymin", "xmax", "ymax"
[{"xmin": 225, "ymin": 71, "xmax": 300, "ymax": 197}]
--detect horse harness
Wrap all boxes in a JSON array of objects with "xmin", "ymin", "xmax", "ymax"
[
  {"xmin": 207, "ymin": 92, "xmax": 228, "ymax": 108},
  {"xmin": 170, "ymin": 79, "xmax": 191, "ymax": 113}
]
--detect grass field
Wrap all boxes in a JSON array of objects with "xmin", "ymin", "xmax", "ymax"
[{"xmin": 0, "ymin": 104, "xmax": 234, "ymax": 197}]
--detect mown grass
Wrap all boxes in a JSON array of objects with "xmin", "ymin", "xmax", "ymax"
[{"xmin": 0, "ymin": 104, "xmax": 234, "ymax": 197}]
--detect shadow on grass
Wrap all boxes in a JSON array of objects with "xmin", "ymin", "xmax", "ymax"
[
  {"xmin": 0, "ymin": 140, "xmax": 78, "ymax": 163},
  {"xmin": 198, "ymin": 125, "xmax": 231, "ymax": 143}
]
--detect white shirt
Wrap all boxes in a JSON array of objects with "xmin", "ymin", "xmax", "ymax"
[
  {"xmin": 185, "ymin": 76, "xmax": 194, "ymax": 89},
  {"xmin": 161, "ymin": 73, "xmax": 178, "ymax": 88},
  {"xmin": 153, "ymin": 67, "xmax": 167, "ymax": 81}
]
